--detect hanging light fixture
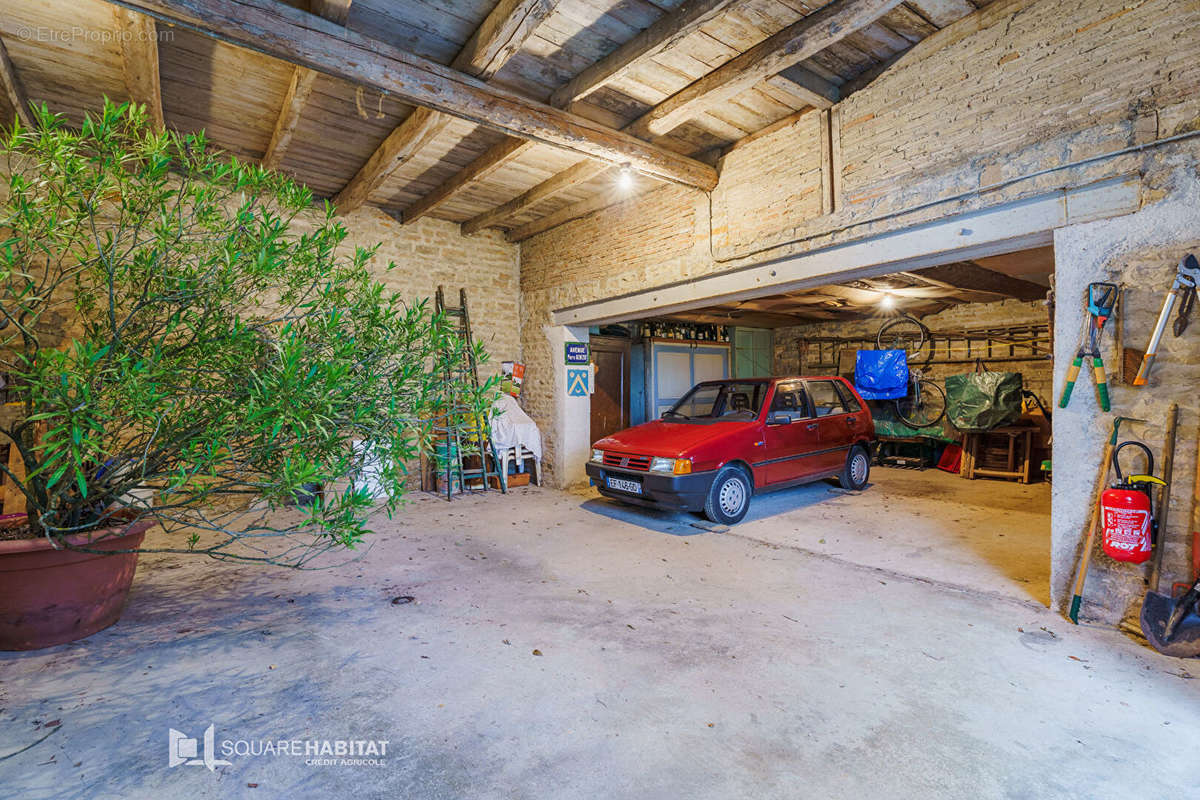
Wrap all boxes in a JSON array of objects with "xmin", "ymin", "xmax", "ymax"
[
  {"xmin": 880, "ymin": 291, "xmax": 895, "ymax": 310},
  {"xmin": 617, "ymin": 163, "xmax": 634, "ymax": 190}
]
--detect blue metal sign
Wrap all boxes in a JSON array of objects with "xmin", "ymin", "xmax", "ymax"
[
  {"xmin": 567, "ymin": 368, "xmax": 589, "ymax": 397},
  {"xmin": 564, "ymin": 342, "xmax": 590, "ymax": 365}
]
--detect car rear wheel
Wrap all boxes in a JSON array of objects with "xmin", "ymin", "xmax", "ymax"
[
  {"xmin": 838, "ymin": 445, "xmax": 870, "ymax": 491},
  {"xmin": 703, "ymin": 465, "xmax": 752, "ymax": 525}
]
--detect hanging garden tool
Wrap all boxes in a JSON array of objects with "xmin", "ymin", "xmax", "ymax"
[
  {"xmin": 1132, "ymin": 254, "xmax": 1199, "ymax": 386},
  {"xmin": 1059, "ymin": 282, "xmax": 1117, "ymax": 411},
  {"xmin": 1099, "ymin": 441, "xmax": 1165, "ymax": 565}
]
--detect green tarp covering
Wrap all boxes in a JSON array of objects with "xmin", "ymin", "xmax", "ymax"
[
  {"xmin": 867, "ymin": 402, "xmax": 956, "ymax": 442},
  {"xmin": 945, "ymin": 370, "xmax": 1023, "ymax": 432}
]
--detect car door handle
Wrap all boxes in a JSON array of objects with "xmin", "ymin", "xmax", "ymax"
[
  {"xmin": 846, "ymin": 416, "xmax": 858, "ymax": 424},
  {"xmin": 806, "ymin": 422, "xmax": 818, "ymax": 431}
]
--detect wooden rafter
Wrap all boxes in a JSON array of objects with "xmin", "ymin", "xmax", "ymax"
[
  {"xmin": 105, "ymin": 0, "xmax": 718, "ymax": 192},
  {"xmin": 261, "ymin": 0, "xmax": 352, "ymax": 171},
  {"xmin": 309, "ymin": 0, "xmax": 352, "ymax": 25},
  {"xmin": 0, "ymin": 37, "xmax": 32, "ymax": 129},
  {"xmin": 416, "ymin": 0, "xmax": 739, "ymax": 226},
  {"xmin": 335, "ymin": 0, "xmax": 558, "ymax": 216},
  {"xmin": 262, "ymin": 67, "xmax": 320, "ymax": 170},
  {"xmin": 630, "ymin": 0, "xmax": 905, "ymax": 138},
  {"xmin": 504, "ymin": 175, "xmax": 641, "ymax": 242},
  {"xmin": 905, "ymin": 0, "xmax": 975, "ymax": 27},
  {"xmin": 113, "ymin": 7, "xmax": 165, "ymax": 132},
  {"xmin": 400, "ymin": 136, "xmax": 530, "ymax": 225},
  {"xmin": 456, "ymin": 0, "xmax": 558, "ymax": 81},
  {"xmin": 461, "ymin": 159, "xmax": 610, "ymax": 235},
  {"xmin": 769, "ymin": 64, "xmax": 841, "ymax": 109},
  {"xmin": 478, "ymin": 0, "xmax": 901, "ymax": 239},
  {"xmin": 547, "ymin": 0, "xmax": 739, "ymax": 109}
]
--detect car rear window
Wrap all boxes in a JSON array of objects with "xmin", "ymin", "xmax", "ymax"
[
  {"xmin": 769, "ymin": 381, "xmax": 810, "ymax": 422},
  {"xmin": 806, "ymin": 380, "xmax": 849, "ymax": 416},
  {"xmin": 833, "ymin": 380, "xmax": 862, "ymax": 413}
]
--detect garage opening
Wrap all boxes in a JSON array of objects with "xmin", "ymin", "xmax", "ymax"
[{"xmin": 587, "ymin": 245, "xmax": 1056, "ymax": 605}]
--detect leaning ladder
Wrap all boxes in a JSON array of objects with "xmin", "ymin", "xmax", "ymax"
[{"xmin": 433, "ymin": 286, "xmax": 504, "ymax": 500}]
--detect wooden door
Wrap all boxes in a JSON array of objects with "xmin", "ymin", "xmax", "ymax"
[{"xmin": 590, "ymin": 336, "xmax": 631, "ymax": 443}]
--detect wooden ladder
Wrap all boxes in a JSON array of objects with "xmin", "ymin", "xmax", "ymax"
[{"xmin": 433, "ymin": 286, "xmax": 504, "ymax": 500}]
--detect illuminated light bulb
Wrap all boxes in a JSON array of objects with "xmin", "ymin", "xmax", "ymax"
[
  {"xmin": 617, "ymin": 164, "xmax": 634, "ymax": 190},
  {"xmin": 880, "ymin": 292, "xmax": 895, "ymax": 309}
]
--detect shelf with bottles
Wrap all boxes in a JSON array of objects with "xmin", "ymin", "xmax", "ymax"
[{"xmin": 638, "ymin": 320, "xmax": 730, "ymax": 344}]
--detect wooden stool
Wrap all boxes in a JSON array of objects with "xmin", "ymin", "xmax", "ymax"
[{"xmin": 960, "ymin": 424, "xmax": 1037, "ymax": 484}]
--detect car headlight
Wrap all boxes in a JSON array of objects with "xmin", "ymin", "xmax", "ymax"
[
  {"xmin": 649, "ymin": 457, "xmax": 692, "ymax": 474},
  {"xmin": 592, "ymin": 448, "xmax": 604, "ymax": 463}
]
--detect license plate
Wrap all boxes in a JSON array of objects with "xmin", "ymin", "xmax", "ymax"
[{"xmin": 606, "ymin": 476, "xmax": 642, "ymax": 494}]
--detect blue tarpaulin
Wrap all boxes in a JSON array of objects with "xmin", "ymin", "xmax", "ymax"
[{"xmin": 855, "ymin": 349, "xmax": 909, "ymax": 400}]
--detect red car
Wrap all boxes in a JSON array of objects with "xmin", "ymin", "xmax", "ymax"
[{"xmin": 586, "ymin": 377, "xmax": 875, "ymax": 524}]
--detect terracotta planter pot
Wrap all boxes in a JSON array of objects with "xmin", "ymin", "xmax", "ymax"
[{"xmin": 0, "ymin": 519, "xmax": 154, "ymax": 650}]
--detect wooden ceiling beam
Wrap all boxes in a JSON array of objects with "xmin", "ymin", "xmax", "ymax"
[
  {"xmin": 904, "ymin": 0, "xmax": 975, "ymax": 28},
  {"xmin": 337, "ymin": 0, "xmax": 557, "ymax": 216},
  {"xmin": 770, "ymin": 64, "xmax": 841, "ymax": 109},
  {"xmin": 505, "ymin": 176, "xmax": 641, "ymax": 242},
  {"xmin": 401, "ymin": 138, "xmax": 531, "ymax": 226},
  {"xmin": 435, "ymin": 0, "xmax": 740, "ymax": 229},
  {"xmin": 113, "ymin": 7, "xmax": 165, "ymax": 132},
  {"xmin": 456, "ymin": 0, "xmax": 558, "ymax": 82},
  {"xmin": 105, "ymin": 0, "xmax": 717, "ymax": 193},
  {"xmin": 261, "ymin": 0, "xmax": 352, "ymax": 171},
  {"xmin": 631, "ymin": 0, "xmax": 905, "ymax": 138},
  {"xmin": 548, "ymin": 0, "xmax": 739, "ymax": 108},
  {"xmin": 262, "ymin": 66, "xmax": 320, "ymax": 170},
  {"xmin": 309, "ymin": 0, "xmax": 352, "ymax": 25},
  {"xmin": 0, "ymin": 38, "xmax": 32, "ymax": 129},
  {"xmin": 497, "ymin": 0, "xmax": 905, "ymax": 239},
  {"xmin": 461, "ymin": 158, "xmax": 611, "ymax": 235}
]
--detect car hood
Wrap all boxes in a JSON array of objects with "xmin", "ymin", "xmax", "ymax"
[{"xmin": 594, "ymin": 419, "xmax": 751, "ymax": 458}]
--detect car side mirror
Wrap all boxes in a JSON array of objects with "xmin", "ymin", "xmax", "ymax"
[{"xmin": 767, "ymin": 413, "xmax": 792, "ymax": 426}]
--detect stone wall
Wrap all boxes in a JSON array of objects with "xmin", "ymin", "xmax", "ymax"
[
  {"xmin": 313, "ymin": 207, "xmax": 521, "ymax": 367},
  {"xmin": 519, "ymin": 0, "xmax": 1200, "ymax": 488},
  {"xmin": 1053, "ymin": 162, "xmax": 1200, "ymax": 625}
]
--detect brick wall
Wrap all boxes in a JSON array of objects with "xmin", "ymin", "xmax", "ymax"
[{"xmin": 519, "ymin": 0, "xmax": 1199, "ymax": 486}]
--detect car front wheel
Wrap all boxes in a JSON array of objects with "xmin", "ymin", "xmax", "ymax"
[
  {"xmin": 838, "ymin": 445, "xmax": 871, "ymax": 491},
  {"xmin": 703, "ymin": 465, "xmax": 752, "ymax": 525}
]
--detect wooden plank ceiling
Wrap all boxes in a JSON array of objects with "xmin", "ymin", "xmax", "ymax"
[
  {"xmin": 0, "ymin": 0, "xmax": 993, "ymax": 240},
  {"xmin": 661, "ymin": 246, "xmax": 1056, "ymax": 326}
]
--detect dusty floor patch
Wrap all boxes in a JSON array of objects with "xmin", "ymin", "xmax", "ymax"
[{"xmin": 0, "ymin": 484, "xmax": 1193, "ymax": 799}]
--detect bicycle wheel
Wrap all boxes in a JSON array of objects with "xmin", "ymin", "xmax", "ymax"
[
  {"xmin": 894, "ymin": 377, "xmax": 947, "ymax": 428},
  {"xmin": 877, "ymin": 315, "xmax": 930, "ymax": 363}
]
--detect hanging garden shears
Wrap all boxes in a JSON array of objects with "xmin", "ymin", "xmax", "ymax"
[{"xmin": 1059, "ymin": 282, "xmax": 1117, "ymax": 412}]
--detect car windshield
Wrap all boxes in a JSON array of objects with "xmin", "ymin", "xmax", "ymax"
[{"xmin": 667, "ymin": 381, "xmax": 767, "ymax": 420}]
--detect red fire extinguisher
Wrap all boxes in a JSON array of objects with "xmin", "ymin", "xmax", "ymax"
[{"xmin": 1101, "ymin": 441, "xmax": 1166, "ymax": 564}]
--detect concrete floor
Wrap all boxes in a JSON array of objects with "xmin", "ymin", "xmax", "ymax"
[{"xmin": 1, "ymin": 473, "xmax": 1195, "ymax": 799}]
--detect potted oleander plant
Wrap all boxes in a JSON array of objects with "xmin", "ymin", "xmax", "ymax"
[{"xmin": 0, "ymin": 100, "xmax": 494, "ymax": 649}]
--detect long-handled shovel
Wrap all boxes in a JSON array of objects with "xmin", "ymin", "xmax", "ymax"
[
  {"xmin": 1068, "ymin": 415, "xmax": 1142, "ymax": 623},
  {"xmin": 1140, "ymin": 410, "xmax": 1200, "ymax": 656}
]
